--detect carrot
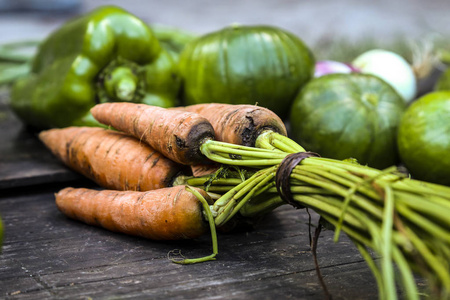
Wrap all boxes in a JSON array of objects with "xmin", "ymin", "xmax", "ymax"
[
  {"xmin": 191, "ymin": 163, "xmax": 220, "ymax": 177},
  {"xmin": 90, "ymin": 103, "xmax": 215, "ymax": 165},
  {"xmin": 173, "ymin": 103, "xmax": 292, "ymax": 175},
  {"xmin": 55, "ymin": 185, "xmax": 212, "ymax": 240},
  {"xmin": 174, "ymin": 103, "xmax": 287, "ymax": 146},
  {"xmin": 39, "ymin": 127, "xmax": 186, "ymax": 191},
  {"xmin": 56, "ymin": 185, "xmax": 218, "ymax": 263},
  {"xmin": 91, "ymin": 103, "xmax": 296, "ymax": 170}
]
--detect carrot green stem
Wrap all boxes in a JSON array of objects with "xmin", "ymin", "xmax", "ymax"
[
  {"xmin": 269, "ymin": 186, "xmax": 335, "ymax": 195},
  {"xmin": 238, "ymin": 194, "xmax": 284, "ymax": 218},
  {"xmin": 171, "ymin": 186, "xmax": 218, "ymax": 264},
  {"xmin": 394, "ymin": 192, "xmax": 450, "ymax": 229},
  {"xmin": 289, "ymin": 169, "xmax": 384, "ymax": 219},
  {"xmin": 193, "ymin": 133, "xmax": 450, "ymax": 296},
  {"xmin": 213, "ymin": 167, "xmax": 276, "ymax": 227},
  {"xmin": 217, "ymin": 169, "xmax": 276, "ymax": 226},
  {"xmin": 353, "ymin": 240, "xmax": 385, "ymax": 298},
  {"xmin": 405, "ymin": 227, "xmax": 450, "ymax": 289},
  {"xmin": 395, "ymin": 204, "xmax": 450, "ymax": 244},
  {"xmin": 200, "ymin": 139, "xmax": 287, "ymax": 166},
  {"xmin": 293, "ymin": 194, "xmax": 368, "ymax": 230},
  {"xmin": 381, "ymin": 185, "xmax": 396, "ymax": 300},
  {"xmin": 255, "ymin": 130, "xmax": 306, "ymax": 153},
  {"xmin": 183, "ymin": 177, "xmax": 245, "ymax": 188},
  {"xmin": 392, "ymin": 247, "xmax": 420, "ymax": 300},
  {"xmin": 334, "ymin": 166, "xmax": 398, "ymax": 243}
]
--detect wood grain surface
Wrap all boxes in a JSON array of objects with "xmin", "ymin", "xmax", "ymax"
[
  {"xmin": 0, "ymin": 89, "xmax": 81, "ymax": 189},
  {"xmin": 0, "ymin": 183, "xmax": 387, "ymax": 299}
]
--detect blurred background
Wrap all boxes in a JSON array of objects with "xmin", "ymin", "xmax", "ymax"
[{"xmin": 0, "ymin": 0, "xmax": 449, "ymax": 62}]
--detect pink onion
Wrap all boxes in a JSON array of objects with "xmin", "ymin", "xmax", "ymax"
[{"xmin": 314, "ymin": 60, "xmax": 359, "ymax": 78}]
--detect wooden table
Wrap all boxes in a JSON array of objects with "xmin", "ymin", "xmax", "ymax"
[{"xmin": 0, "ymin": 89, "xmax": 383, "ymax": 299}]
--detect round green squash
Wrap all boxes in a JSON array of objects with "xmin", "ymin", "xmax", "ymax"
[
  {"xmin": 178, "ymin": 24, "xmax": 315, "ymax": 118},
  {"xmin": 397, "ymin": 91, "xmax": 450, "ymax": 185},
  {"xmin": 289, "ymin": 73, "xmax": 406, "ymax": 169}
]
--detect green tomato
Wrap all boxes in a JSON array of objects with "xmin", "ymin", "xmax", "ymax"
[
  {"xmin": 178, "ymin": 24, "xmax": 315, "ymax": 118},
  {"xmin": 397, "ymin": 91, "xmax": 450, "ymax": 185},
  {"xmin": 290, "ymin": 73, "xmax": 406, "ymax": 169}
]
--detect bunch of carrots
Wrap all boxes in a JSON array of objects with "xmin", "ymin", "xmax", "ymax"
[{"xmin": 40, "ymin": 102, "xmax": 450, "ymax": 299}]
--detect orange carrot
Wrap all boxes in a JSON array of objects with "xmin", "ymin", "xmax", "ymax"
[
  {"xmin": 191, "ymin": 163, "xmax": 220, "ymax": 177},
  {"xmin": 90, "ymin": 103, "xmax": 215, "ymax": 165},
  {"xmin": 55, "ymin": 185, "xmax": 212, "ymax": 240},
  {"xmin": 39, "ymin": 127, "xmax": 186, "ymax": 191},
  {"xmin": 174, "ymin": 103, "xmax": 287, "ymax": 146}
]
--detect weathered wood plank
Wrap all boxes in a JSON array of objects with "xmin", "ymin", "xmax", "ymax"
[
  {"xmin": 0, "ymin": 90, "xmax": 80, "ymax": 189},
  {"xmin": 0, "ymin": 184, "xmax": 386, "ymax": 299}
]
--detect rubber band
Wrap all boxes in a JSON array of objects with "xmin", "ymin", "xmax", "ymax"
[{"xmin": 275, "ymin": 151, "xmax": 320, "ymax": 208}]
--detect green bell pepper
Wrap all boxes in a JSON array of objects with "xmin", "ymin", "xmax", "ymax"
[{"xmin": 10, "ymin": 6, "xmax": 180, "ymax": 129}]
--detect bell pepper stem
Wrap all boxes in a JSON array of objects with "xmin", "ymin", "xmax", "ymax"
[
  {"xmin": 104, "ymin": 66, "xmax": 139, "ymax": 102},
  {"xmin": 115, "ymin": 77, "xmax": 137, "ymax": 101}
]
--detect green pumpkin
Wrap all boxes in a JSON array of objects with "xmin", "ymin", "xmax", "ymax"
[
  {"xmin": 289, "ymin": 73, "xmax": 406, "ymax": 169},
  {"xmin": 178, "ymin": 24, "xmax": 315, "ymax": 118},
  {"xmin": 397, "ymin": 91, "xmax": 450, "ymax": 186}
]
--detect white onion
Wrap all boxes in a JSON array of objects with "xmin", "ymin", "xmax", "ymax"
[
  {"xmin": 314, "ymin": 60, "xmax": 357, "ymax": 78},
  {"xmin": 352, "ymin": 49, "xmax": 417, "ymax": 103}
]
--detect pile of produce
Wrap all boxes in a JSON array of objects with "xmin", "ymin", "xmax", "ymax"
[
  {"xmin": 2, "ymin": 5, "xmax": 450, "ymax": 299},
  {"xmin": 38, "ymin": 102, "xmax": 450, "ymax": 300}
]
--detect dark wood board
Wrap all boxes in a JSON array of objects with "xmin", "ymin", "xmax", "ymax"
[
  {"xmin": 0, "ymin": 182, "xmax": 414, "ymax": 300},
  {"xmin": 0, "ymin": 89, "xmax": 81, "ymax": 189}
]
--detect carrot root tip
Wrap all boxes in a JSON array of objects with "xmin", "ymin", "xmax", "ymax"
[{"xmin": 168, "ymin": 249, "xmax": 217, "ymax": 265}]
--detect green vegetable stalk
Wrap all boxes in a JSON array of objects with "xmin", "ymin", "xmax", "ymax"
[
  {"xmin": 9, "ymin": 6, "xmax": 180, "ymax": 129},
  {"xmin": 178, "ymin": 131, "xmax": 450, "ymax": 299}
]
